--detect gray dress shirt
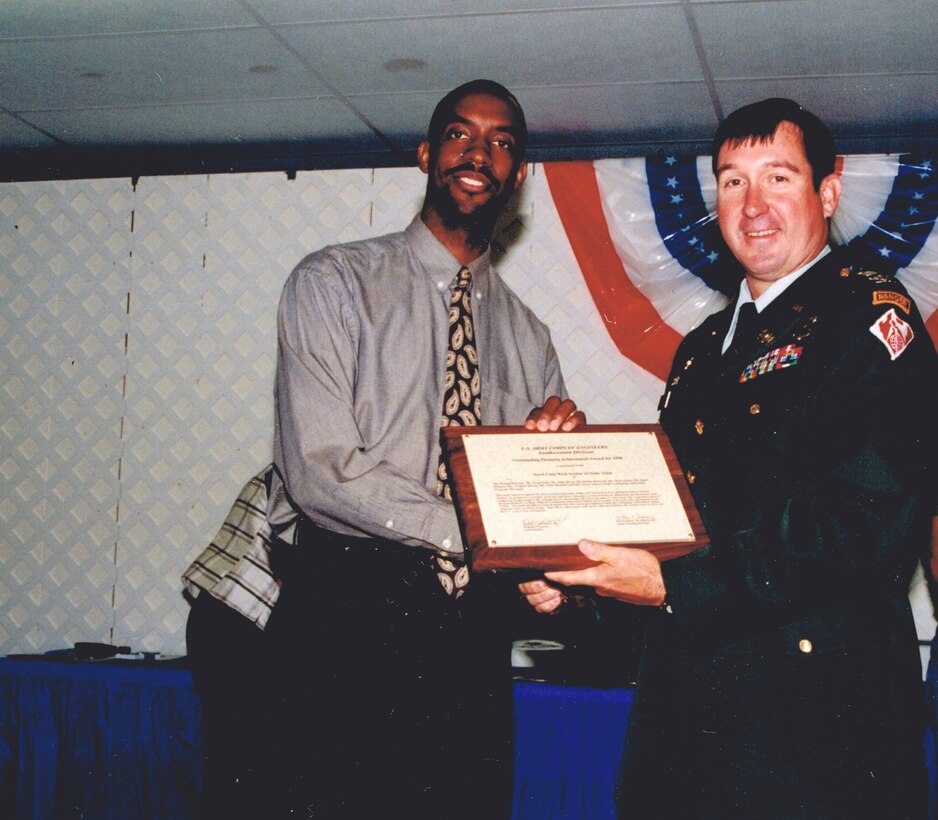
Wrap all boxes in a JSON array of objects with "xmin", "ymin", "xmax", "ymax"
[{"xmin": 268, "ymin": 215, "xmax": 566, "ymax": 556}]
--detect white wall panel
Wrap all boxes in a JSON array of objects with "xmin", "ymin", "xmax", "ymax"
[{"xmin": 0, "ymin": 179, "xmax": 132, "ymax": 652}]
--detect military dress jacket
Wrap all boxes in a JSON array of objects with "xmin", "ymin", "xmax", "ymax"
[{"xmin": 617, "ymin": 247, "xmax": 938, "ymax": 819}]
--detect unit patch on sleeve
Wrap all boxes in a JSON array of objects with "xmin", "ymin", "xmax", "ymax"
[
  {"xmin": 869, "ymin": 308, "xmax": 914, "ymax": 360},
  {"xmin": 872, "ymin": 290, "xmax": 911, "ymax": 314},
  {"xmin": 739, "ymin": 344, "xmax": 803, "ymax": 383}
]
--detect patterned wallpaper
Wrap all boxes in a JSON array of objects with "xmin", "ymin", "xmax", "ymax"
[{"xmin": 1, "ymin": 165, "xmax": 933, "ymax": 660}]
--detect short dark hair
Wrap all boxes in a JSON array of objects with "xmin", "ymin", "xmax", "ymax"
[
  {"xmin": 426, "ymin": 79, "xmax": 528, "ymax": 159},
  {"xmin": 711, "ymin": 98, "xmax": 836, "ymax": 189}
]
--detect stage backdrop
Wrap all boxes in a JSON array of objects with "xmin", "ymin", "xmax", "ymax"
[{"xmin": 1, "ymin": 153, "xmax": 936, "ymax": 661}]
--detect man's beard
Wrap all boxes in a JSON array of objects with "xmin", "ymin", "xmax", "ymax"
[{"xmin": 426, "ymin": 173, "xmax": 512, "ymax": 251}]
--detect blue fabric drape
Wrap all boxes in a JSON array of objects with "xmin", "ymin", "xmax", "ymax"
[
  {"xmin": 512, "ymin": 681, "xmax": 634, "ymax": 820},
  {"xmin": 0, "ymin": 657, "xmax": 203, "ymax": 820}
]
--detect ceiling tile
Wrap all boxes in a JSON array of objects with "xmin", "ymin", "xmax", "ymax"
[
  {"xmin": 0, "ymin": 111, "xmax": 59, "ymax": 149},
  {"xmin": 697, "ymin": 0, "xmax": 938, "ymax": 77},
  {"xmin": 274, "ymin": 5, "xmax": 700, "ymax": 95},
  {"xmin": 23, "ymin": 97, "xmax": 381, "ymax": 148},
  {"xmin": 246, "ymin": 0, "xmax": 676, "ymax": 26},
  {"xmin": 350, "ymin": 81, "xmax": 720, "ymax": 160},
  {"xmin": 715, "ymin": 75, "xmax": 938, "ymax": 152},
  {"xmin": 0, "ymin": 0, "xmax": 256, "ymax": 38},
  {"xmin": 0, "ymin": 28, "xmax": 326, "ymax": 110},
  {"xmin": 515, "ymin": 82, "xmax": 720, "ymax": 154}
]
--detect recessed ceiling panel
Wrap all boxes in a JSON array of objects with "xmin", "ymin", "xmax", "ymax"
[
  {"xmin": 0, "ymin": 28, "xmax": 325, "ymax": 110},
  {"xmin": 0, "ymin": 111, "xmax": 59, "ymax": 149},
  {"xmin": 697, "ymin": 0, "xmax": 938, "ymax": 77},
  {"xmin": 520, "ymin": 82, "xmax": 718, "ymax": 144},
  {"xmin": 23, "ymin": 96, "xmax": 380, "ymax": 148},
  {"xmin": 716, "ymin": 75, "xmax": 938, "ymax": 152},
  {"xmin": 248, "ymin": 0, "xmax": 676, "ymax": 26},
  {"xmin": 0, "ymin": 0, "xmax": 256, "ymax": 38},
  {"xmin": 275, "ymin": 5, "xmax": 699, "ymax": 96},
  {"xmin": 350, "ymin": 81, "xmax": 720, "ymax": 160}
]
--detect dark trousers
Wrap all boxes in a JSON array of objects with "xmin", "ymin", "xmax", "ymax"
[
  {"xmin": 185, "ymin": 591, "xmax": 279, "ymax": 819},
  {"xmin": 265, "ymin": 521, "xmax": 517, "ymax": 819}
]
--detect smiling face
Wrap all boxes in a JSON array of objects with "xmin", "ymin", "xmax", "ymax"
[
  {"xmin": 418, "ymin": 92, "xmax": 527, "ymax": 252},
  {"xmin": 715, "ymin": 120, "xmax": 841, "ymax": 297}
]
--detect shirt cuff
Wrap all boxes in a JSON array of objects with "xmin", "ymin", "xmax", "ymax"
[{"xmin": 420, "ymin": 503, "xmax": 465, "ymax": 556}]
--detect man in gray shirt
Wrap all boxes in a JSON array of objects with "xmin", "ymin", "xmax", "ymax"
[{"xmin": 264, "ymin": 80, "xmax": 580, "ymax": 818}]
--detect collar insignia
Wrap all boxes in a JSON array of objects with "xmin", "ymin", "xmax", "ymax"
[{"xmin": 792, "ymin": 315, "xmax": 818, "ymax": 341}]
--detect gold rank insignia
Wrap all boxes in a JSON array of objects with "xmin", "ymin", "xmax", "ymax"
[
  {"xmin": 872, "ymin": 290, "xmax": 911, "ymax": 314},
  {"xmin": 856, "ymin": 269, "xmax": 893, "ymax": 285},
  {"xmin": 792, "ymin": 315, "xmax": 818, "ymax": 341}
]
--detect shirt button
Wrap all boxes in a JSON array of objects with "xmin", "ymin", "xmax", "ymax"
[
  {"xmin": 385, "ymin": 519, "xmax": 394, "ymax": 529},
  {"xmin": 442, "ymin": 537, "xmax": 452, "ymax": 550},
  {"xmin": 694, "ymin": 419, "xmax": 704, "ymax": 435},
  {"xmin": 798, "ymin": 639, "xmax": 813, "ymax": 654},
  {"xmin": 749, "ymin": 404, "xmax": 761, "ymax": 415}
]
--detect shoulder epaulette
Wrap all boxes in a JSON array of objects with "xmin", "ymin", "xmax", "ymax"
[
  {"xmin": 831, "ymin": 264, "xmax": 912, "ymax": 314},
  {"xmin": 851, "ymin": 267, "xmax": 897, "ymax": 286}
]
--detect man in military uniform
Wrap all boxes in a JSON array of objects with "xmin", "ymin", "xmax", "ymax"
[{"xmin": 521, "ymin": 98, "xmax": 938, "ymax": 818}]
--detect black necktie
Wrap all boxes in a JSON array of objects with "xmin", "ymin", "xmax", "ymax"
[{"xmin": 728, "ymin": 302, "xmax": 759, "ymax": 357}]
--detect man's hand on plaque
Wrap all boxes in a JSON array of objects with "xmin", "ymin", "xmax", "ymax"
[
  {"xmin": 544, "ymin": 539, "xmax": 666, "ymax": 607},
  {"xmin": 523, "ymin": 396, "xmax": 585, "ymax": 432},
  {"xmin": 517, "ymin": 578, "xmax": 566, "ymax": 614}
]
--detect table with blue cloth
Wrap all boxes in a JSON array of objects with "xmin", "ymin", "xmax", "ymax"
[
  {"xmin": 0, "ymin": 655, "xmax": 204, "ymax": 819},
  {"xmin": 512, "ymin": 681, "xmax": 633, "ymax": 819},
  {"xmin": 0, "ymin": 654, "xmax": 633, "ymax": 820}
]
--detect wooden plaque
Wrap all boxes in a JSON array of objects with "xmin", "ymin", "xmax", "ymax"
[{"xmin": 441, "ymin": 423, "xmax": 708, "ymax": 571}]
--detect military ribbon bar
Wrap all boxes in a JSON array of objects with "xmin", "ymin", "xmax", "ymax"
[{"xmin": 740, "ymin": 344, "xmax": 804, "ymax": 383}]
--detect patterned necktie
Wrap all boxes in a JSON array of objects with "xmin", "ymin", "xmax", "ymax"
[{"xmin": 434, "ymin": 266, "xmax": 481, "ymax": 598}]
